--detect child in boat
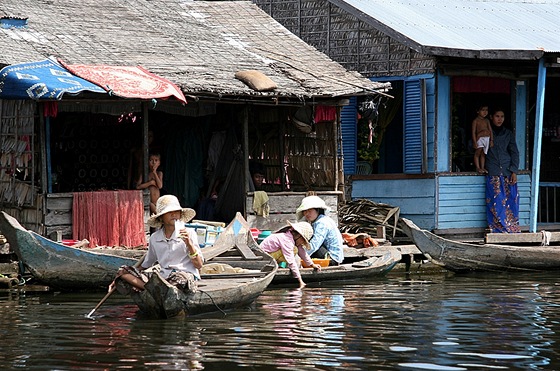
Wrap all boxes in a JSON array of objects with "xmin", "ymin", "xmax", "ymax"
[
  {"xmin": 471, "ymin": 105, "xmax": 493, "ymax": 174},
  {"xmin": 296, "ymin": 195, "xmax": 344, "ymax": 266},
  {"xmin": 135, "ymin": 152, "xmax": 163, "ymax": 214},
  {"xmin": 259, "ymin": 221, "xmax": 321, "ymax": 289},
  {"xmin": 110, "ymin": 194, "xmax": 203, "ymax": 292}
]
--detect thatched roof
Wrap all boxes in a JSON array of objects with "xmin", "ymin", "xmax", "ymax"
[{"xmin": 0, "ymin": 0, "xmax": 390, "ymax": 104}]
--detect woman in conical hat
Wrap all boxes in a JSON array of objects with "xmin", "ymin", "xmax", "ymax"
[
  {"xmin": 296, "ymin": 195, "xmax": 344, "ymax": 266},
  {"xmin": 259, "ymin": 220, "xmax": 321, "ymax": 289},
  {"xmin": 111, "ymin": 195, "xmax": 203, "ymax": 291}
]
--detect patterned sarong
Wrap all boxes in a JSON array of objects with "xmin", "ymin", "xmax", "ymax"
[{"xmin": 486, "ymin": 175, "xmax": 521, "ymax": 233}]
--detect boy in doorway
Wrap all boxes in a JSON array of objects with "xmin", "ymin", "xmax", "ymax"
[
  {"xmin": 471, "ymin": 105, "xmax": 493, "ymax": 174},
  {"xmin": 136, "ymin": 152, "xmax": 163, "ymax": 214}
]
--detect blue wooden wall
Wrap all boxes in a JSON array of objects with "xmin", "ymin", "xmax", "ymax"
[
  {"xmin": 352, "ymin": 174, "xmax": 531, "ymax": 231},
  {"xmin": 352, "ymin": 178, "xmax": 436, "ymax": 230},
  {"xmin": 436, "ymin": 174, "xmax": 531, "ymax": 230}
]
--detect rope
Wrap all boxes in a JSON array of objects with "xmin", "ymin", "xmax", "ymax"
[{"xmin": 182, "ymin": 289, "xmax": 227, "ymax": 316}]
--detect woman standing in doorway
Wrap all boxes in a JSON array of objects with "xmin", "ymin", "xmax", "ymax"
[{"xmin": 485, "ymin": 108, "xmax": 521, "ymax": 233}]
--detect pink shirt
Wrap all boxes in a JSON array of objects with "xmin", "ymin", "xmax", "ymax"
[{"xmin": 260, "ymin": 230, "xmax": 314, "ymax": 280}]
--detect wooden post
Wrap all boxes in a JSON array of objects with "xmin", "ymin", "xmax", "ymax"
[
  {"xmin": 530, "ymin": 58, "xmax": 546, "ymax": 232},
  {"xmin": 242, "ymin": 105, "xmax": 249, "ymax": 217},
  {"xmin": 142, "ymin": 102, "xmax": 149, "ymax": 182}
]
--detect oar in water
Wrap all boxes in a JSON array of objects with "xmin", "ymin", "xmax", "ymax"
[
  {"xmin": 86, "ymin": 254, "xmax": 145, "ymax": 318},
  {"xmin": 86, "ymin": 286, "xmax": 116, "ymax": 318}
]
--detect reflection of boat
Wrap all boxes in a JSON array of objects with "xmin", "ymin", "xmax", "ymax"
[
  {"xmin": 401, "ymin": 217, "xmax": 560, "ymax": 272},
  {"xmin": 272, "ymin": 248, "xmax": 401, "ymax": 285},
  {"xmin": 118, "ymin": 213, "xmax": 278, "ymax": 318},
  {"xmin": 0, "ymin": 211, "xmax": 144, "ymax": 290}
]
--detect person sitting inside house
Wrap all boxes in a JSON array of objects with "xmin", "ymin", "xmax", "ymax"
[
  {"xmin": 295, "ymin": 195, "xmax": 344, "ymax": 266},
  {"xmin": 249, "ymin": 161, "xmax": 269, "ymax": 217},
  {"xmin": 259, "ymin": 221, "xmax": 321, "ymax": 288},
  {"xmin": 109, "ymin": 194, "xmax": 203, "ymax": 292}
]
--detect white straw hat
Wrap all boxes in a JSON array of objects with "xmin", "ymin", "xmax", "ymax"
[
  {"xmin": 276, "ymin": 220, "xmax": 313, "ymax": 249},
  {"xmin": 147, "ymin": 195, "xmax": 196, "ymax": 228},
  {"xmin": 295, "ymin": 195, "xmax": 330, "ymax": 220}
]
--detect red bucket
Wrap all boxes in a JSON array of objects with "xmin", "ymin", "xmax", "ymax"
[
  {"xmin": 61, "ymin": 239, "xmax": 80, "ymax": 246},
  {"xmin": 250, "ymin": 228, "xmax": 261, "ymax": 240}
]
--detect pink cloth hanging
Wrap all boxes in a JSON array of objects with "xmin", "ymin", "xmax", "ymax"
[{"xmin": 73, "ymin": 190, "xmax": 146, "ymax": 248}]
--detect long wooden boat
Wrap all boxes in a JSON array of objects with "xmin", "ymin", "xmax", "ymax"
[
  {"xmin": 400, "ymin": 217, "xmax": 560, "ymax": 272},
  {"xmin": 0, "ymin": 211, "xmax": 144, "ymax": 290},
  {"xmin": 118, "ymin": 212, "xmax": 277, "ymax": 318},
  {"xmin": 272, "ymin": 248, "xmax": 401, "ymax": 285}
]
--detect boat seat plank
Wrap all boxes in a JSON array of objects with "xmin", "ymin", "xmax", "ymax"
[
  {"xmin": 235, "ymin": 242, "xmax": 261, "ymax": 260},
  {"xmin": 201, "ymin": 271, "xmax": 267, "ymax": 279},
  {"xmin": 207, "ymin": 256, "xmax": 263, "ymax": 262},
  {"xmin": 486, "ymin": 231, "xmax": 560, "ymax": 244}
]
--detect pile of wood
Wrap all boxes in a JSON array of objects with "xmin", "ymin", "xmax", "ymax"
[
  {"xmin": 338, "ymin": 199, "xmax": 403, "ymax": 239},
  {"xmin": 0, "ymin": 234, "xmax": 21, "ymax": 287}
]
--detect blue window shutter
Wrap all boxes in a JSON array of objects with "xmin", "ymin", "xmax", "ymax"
[
  {"xmin": 341, "ymin": 97, "xmax": 358, "ymax": 175},
  {"xmin": 404, "ymin": 80, "xmax": 423, "ymax": 174}
]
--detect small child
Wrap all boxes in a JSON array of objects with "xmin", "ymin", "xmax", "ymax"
[
  {"xmin": 136, "ymin": 152, "xmax": 163, "ymax": 214},
  {"xmin": 471, "ymin": 105, "xmax": 493, "ymax": 174},
  {"xmin": 259, "ymin": 221, "xmax": 321, "ymax": 289}
]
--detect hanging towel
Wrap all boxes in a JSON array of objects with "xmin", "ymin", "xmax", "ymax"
[
  {"xmin": 541, "ymin": 230, "xmax": 552, "ymax": 246},
  {"xmin": 252, "ymin": 191, "xmax": 270, "ymax": 218}
]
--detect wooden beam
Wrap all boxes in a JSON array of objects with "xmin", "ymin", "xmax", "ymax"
[{"xmin": 485, "ymin": 232, "xmax": 560, "ymax": 245}]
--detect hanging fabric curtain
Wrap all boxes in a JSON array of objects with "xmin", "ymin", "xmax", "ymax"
[{"xmin": 0, "ymin": 58, "xmax": 106, "ymax": 100}]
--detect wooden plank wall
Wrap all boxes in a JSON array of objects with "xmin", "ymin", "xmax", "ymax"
[
  {"xmin": 251, "ymin": 0, "xmax": 435, "ymax": 78},
  {"xmin": 246, "ymin": 191, "xmax": 341, "ymax": 232},
  {"xmin": 436, "ymin": 173, "xmax": 531, "ymax": 232},
  {"xmin": 0, "ymin": 202, "xmax": 43, "ymax": 235},
  {"xmin": 351, "ymin": 178, "xmax": 436, "ymax": 230}
]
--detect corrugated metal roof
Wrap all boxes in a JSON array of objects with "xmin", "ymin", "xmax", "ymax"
[
  {"xmin": 332, "ymin": 0, "xmax": 560, "ymax": 59},
  {"xmin": 0, "ymin": 0, "xmax": 390, "ymax": 102}
]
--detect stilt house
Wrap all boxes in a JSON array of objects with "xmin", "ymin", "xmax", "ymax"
[
  {"xmin": 254, "ymin": 0, "xmax": 560, "ymax": 235},
  {"xmin": 0, "ymin": 0, "xmax": 389, "ymax": 246}
]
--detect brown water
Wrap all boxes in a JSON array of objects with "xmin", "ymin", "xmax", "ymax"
[{"xmin": 1, "ymin": 271, "xmax": 559, "ymax": 370}]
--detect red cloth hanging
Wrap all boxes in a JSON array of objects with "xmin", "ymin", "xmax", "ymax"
[
  {"xmin": 315, "ymin": 105, "xmax": 337, "ymax": 123},
  {"xmin": 43, "ymin": 101, "xmax": 58, "ymax": 117},
  {"xmin": 452, "ymin": 76, "xmax": 511, "ymax": 94},
  {"xmin": 73, "ymin": 190, "xmax": 146, "ymax": 248}
]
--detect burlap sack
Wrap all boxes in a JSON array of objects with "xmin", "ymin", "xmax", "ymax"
[{"xmin": 235, "ymin": 70, "xmax": 277, "ymax": 91}]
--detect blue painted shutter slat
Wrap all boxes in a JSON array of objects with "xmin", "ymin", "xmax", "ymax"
[
  {"xmin": 341, "ymin": 97, "xmax": 358, "ymax": 175},
  {"xmin": 404, "ymin": 80, "xmax": 422, "ymax": 174}
]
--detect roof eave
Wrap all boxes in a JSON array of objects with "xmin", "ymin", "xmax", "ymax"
[{"xmin": 422, "ymin": 46, "xmax": 545, "ymax": 61}]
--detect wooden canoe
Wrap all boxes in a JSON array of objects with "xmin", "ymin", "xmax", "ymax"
[
  {"xmin": 119, "ymin": 212, "xmax": 278, "ymax": 318},
  {"xmin": 272, "ymin": 248, "xmax": 401, "ymax": 285},
  {"xmin": 400, "ymin": 217, "xmax": 560, "ymax": 272},
  {"xmin": 0, "ymin": 211, "xmax": 144, "ymax": 290}
]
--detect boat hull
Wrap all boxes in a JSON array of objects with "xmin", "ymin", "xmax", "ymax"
[
  {"xmin": 401, "ymin": 218, "xmax": 560, "ymax": 272},
  {"xmin": 0, "ymin": 211, "xmax": 140, "ymax": 290},
  {"xmin": 129, "ymin": 266, "xmax": 275, "ymax": 318},
  {"xmin": 272, "ymin": 249, "xmax": 401, "ymax": 284}
]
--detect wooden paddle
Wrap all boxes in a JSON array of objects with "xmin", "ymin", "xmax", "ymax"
[
  {"xmin": 86, "ymin": 254, "xmax": 146, "ymax": 318},
  {"xmin": 87, "ymin": 285, "xmax": 117, "ymax": 318}
]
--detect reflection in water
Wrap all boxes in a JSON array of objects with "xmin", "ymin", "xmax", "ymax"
[{"xmin": 0, "ymin": 273, "xmax": 559, "ymax": 369}]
